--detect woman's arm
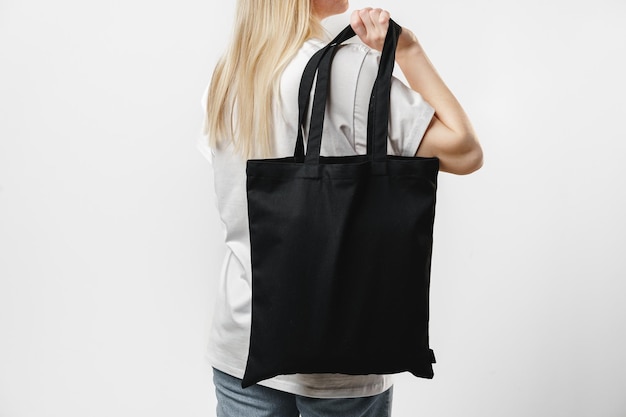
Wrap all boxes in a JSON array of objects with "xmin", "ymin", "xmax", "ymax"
[{"xmin": 351, "ymin": 8, "xmax": 483, "ymax": 174}]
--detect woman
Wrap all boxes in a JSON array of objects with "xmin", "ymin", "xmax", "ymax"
[{"xmin": 199, "ymin": 0, "xmax": 483, "ymax": 415}]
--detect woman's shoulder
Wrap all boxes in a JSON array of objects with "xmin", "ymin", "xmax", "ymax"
[
  {"xmin": 280, "ymin": 39, "xmax": 373, "ymax": 92},
  {"xmin": 279, "ymin": 38, "xmax": 381, "ymax": 114},
  {"xmin": 295, "ymin": 38, "xmax": 380, "ymax": 86},
  {"xmin": 334, "ymin": 41, "xmax": 379, "ymax": 74},
  {"xmin": 298, "ymin": 38, "xmax": 378, "ymax": 66},
  {"xmin": 337, "ymin": 41, "xmax": 377, "ymax": 58}
]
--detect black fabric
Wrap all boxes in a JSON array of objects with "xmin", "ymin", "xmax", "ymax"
[{"xmin": 242, "ymin": 20, "xmax": 439, "ymax": 389}]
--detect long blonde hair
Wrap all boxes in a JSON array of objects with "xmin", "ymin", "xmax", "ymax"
[{"xmin": 204, "ymin": 0, "xmax": 324, "ymax": 159}]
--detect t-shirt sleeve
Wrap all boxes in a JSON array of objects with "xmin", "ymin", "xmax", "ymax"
[{"xmin": 351, "ymin": 45, "xmax": 435, "ymax": 157}]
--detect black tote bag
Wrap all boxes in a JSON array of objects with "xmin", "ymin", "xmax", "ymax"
[{"xmin": 242, "ymin": 20, "xmax": 439, "ymax": 388}]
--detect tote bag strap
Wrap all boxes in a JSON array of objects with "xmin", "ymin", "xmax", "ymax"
[
  {"xmin": 297, "ymin": 20, "xmax": 402, "ymax": 164},
  {"xmin": 294, "ymin": 25, "xmax": 356, "ymax": 162},
  {"xmin": 367, "ymin": 21, "xmax": 402, "ymax": 162}
]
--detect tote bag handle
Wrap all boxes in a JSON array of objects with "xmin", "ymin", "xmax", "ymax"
[
  {"xmin": 294, "ymin": 25, "xmax": 356, "ymax": 162},
  {"xmin": 294, "ymin": 20, "xmax": 402, "ymax": 163}
]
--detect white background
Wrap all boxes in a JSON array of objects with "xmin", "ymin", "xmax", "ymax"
[{"xmin": 1, "ymin": 0, "xmax": 625, "ymax": 416}]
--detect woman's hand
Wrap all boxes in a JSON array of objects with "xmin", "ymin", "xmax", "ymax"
[
  {"xmin": 350, "ymin": 8, "xmax": 422, "ymax": 58},
  {"xmin": 350, "ymin": 8, "xmax": 390, "ymax": 51}
]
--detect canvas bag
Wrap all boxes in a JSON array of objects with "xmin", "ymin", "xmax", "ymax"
[{"xmin": 242, "ymin": 20, "xmax": 439, "ymax": 388}]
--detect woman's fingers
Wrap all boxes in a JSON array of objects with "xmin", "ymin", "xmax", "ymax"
[
  {"xmin": 350, "ymin": 8, "xmax": 390, "ymax": 51},
  {"xmin": 359, "ymin": 8, "xmax": 377, "ymax": 33},
  {"xmin": 350, "ymin": 10, "xmax": 366, "ymax": 36}
]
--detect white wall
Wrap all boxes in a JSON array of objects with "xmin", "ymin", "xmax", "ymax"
[{"xmin": 1, "ymin": 1, "xmax": 624, "ymax": 416}]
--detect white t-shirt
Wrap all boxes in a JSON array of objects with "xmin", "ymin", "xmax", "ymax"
[{"xmin": 198, "ymin": 38, "xmax": 435, "ymax": 399}]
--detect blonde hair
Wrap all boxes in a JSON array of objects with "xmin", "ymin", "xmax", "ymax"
[{"xmin": 204, "ymin": 0, "xmax": 325, "ymax": 159}]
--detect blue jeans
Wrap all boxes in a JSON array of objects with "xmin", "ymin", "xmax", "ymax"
[{"xmin": 213, "ymin": 368, "xmax": 393, "ymax": 417}]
